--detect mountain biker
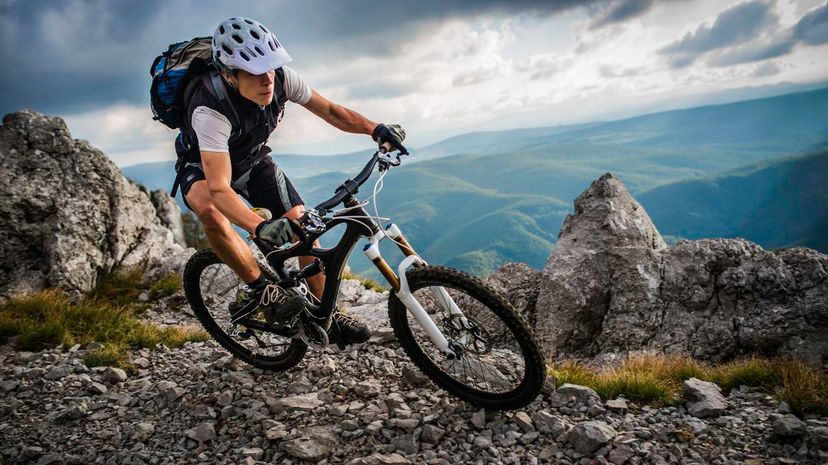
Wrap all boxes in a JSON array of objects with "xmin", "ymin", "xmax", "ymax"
[{"xmin": 179, "ymin": 17, "xmax": 406, "ymax": 347}]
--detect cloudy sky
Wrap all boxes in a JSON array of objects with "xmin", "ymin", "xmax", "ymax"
[{"xmin": 1, "ymin": 0, "xmax": 827, "ymax": 166}]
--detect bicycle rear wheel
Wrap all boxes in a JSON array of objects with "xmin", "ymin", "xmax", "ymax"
[
  {"xmin": 183, "ymin": 248, "xmax": 307, "ymax": 371},
  {"xmin": 388, "ymin": 265, "xmax": 546, "ymax": 410}
]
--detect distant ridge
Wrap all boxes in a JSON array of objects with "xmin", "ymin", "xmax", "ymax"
[{"xmin": 639, "ymin": 150, "xmax": 828, "ymax": 252}]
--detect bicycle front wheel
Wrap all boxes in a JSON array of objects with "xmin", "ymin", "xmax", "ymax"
[{"xmin": 388, "ymin": 265, "xmax": 546, "ymax": 410}]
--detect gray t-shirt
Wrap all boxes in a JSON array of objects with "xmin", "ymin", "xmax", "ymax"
[{"xmin": 191, "ymin": 65, "xmax": 311, "ymax": 153}]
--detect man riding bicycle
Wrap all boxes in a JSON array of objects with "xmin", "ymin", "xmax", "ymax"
[{"xmin": 177, "ymin": 17, "xmax": 406, "ymax": 348}]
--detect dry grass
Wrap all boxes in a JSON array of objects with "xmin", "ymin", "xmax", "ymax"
[
  {"xmin": 343, "ymin": 271, "xmax": 387, "ymax": 292},
  {"xmin": 0, "ymin": 277, "xmax": 208, "ymax": 369},
  {"xmin": 550, "ymin": 354, "xmax": 827, "ymax": 417},
  {"xmin": 90, "ymin": 268, "xmax": 183, "ymax": 306}
]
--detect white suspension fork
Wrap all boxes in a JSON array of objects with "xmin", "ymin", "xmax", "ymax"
[
  {"xmin": 362, "ymin": 224, "xmax": 473, "ymax": 357},
  {"xmin": 384, "ymin": 224, "xmax": 472, "ymax": 340},
  {"xmin": 395, "ymin": 255, "xmax": 458, "ymax": 356}
]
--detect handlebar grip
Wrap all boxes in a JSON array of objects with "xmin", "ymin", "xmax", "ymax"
[{"xmin": 379, "ymin": 141, "xmax": 393, "ymax": 153}]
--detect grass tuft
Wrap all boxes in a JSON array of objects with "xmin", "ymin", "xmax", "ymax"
[
  {"xmin": 550, "ymin": 354, "xmax": 828, "ymax": 416},
  {"xmin": 0, "ymin": 288, "xmax": 208, "ymax": 368},
  {"xmin": 149, "ymin": 274, "xmax": 183, "ymax": 300},
  {"xmin": 774, "ymin": 360, "xmax": 828, "ymax": 417},
  {"xmin": 709, "ymin": 357, "xmax": 780, "ymax": 391},
  {"xmin": 89, "ymin": 268, "xmax": 146, "ymax": 306},
  {"xmin": 84, "ymin": 345, "xmax": 129, "ymax": 369},
  {"xmin": 90, "ymin": 268, "xmax": 182, "ymax": 307}
]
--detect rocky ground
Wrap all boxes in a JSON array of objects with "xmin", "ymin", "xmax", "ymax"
[{"xmin": 2, "ymin": 281, "xmax": 827, "ymax": 465}]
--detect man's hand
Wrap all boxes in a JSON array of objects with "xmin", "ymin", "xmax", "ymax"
[
  {"xmin": 255, "ymin": 218, "xmax": 295, "ymax": 247},
  {"xmin": 372, "ymin": 124, "xmax": 407, "ymax": 154}
]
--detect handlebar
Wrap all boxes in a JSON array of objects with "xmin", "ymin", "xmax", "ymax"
[
  {"xmin": 314, "ymin": 152, "xmax": 380, "ymax": 212},
  {"xmin": 313, "ymin": 142, "xmax": 409, "ymax": 213}
]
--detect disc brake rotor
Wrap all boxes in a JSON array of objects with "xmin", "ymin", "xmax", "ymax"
[{"xmin": 447, "ymin": 314, "xmax": 491, "ymax": 355}]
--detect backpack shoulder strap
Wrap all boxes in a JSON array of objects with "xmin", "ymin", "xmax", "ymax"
[{"xmin": 203, "ymin": 68, "xmax": 241, "ymax": 131}]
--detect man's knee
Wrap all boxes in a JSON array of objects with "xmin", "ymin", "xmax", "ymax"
[
  {"xmin": 196, "ymin": 205, "xmax": 231, "ymax": 232},
  {"xmin": 186, "ymin": 182, "xmax": 231, "ymax": 233}
]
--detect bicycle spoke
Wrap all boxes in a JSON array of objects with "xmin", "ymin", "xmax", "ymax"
[
  {"xmin": 406, "ymin": 283, "xmax": 527, "ymax": 395},
  {"xmin": 198, "ymin": 262, "xmax": 295, "ymax": 361}
]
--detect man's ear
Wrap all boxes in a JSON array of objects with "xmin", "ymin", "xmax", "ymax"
[{"xmin": 221, "ymin": 69, "xmax": 238, "ymax": 88}]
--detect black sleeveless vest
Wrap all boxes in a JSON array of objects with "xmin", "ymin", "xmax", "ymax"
[{"xmin": 182, "ymin": 68, "xmax": 287, "ymax": 180}]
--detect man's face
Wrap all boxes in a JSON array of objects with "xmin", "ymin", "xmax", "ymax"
[{"xmin": 230, "ymin": 69, "xmax": 274, "ymax": 106}]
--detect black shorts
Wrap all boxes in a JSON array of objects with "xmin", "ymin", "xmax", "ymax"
[{"xmin": 180, "ymin": 154, "xmax": 304, "ymax": 217}]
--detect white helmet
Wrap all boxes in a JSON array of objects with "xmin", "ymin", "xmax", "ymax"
[{"xmin": 212, "ymin": 17, "xmax": 291, "ymax": 75}]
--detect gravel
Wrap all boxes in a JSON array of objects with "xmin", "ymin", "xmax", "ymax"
[{"xmin": 1, "ymin": 284, "xmax": 825, "ymax": 464}]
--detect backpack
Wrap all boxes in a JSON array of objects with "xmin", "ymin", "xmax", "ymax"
[
  {"xmin": 149, "ymin": 37, "xmax": 287, "ymax": 196},
  {"xmin": 150, "ymin": 37, "xmax": 219, "ymax": 130}
]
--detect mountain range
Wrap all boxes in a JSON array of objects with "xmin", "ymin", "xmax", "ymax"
[{"xmin": 124, "ymin": 86, "xmax": 828, "ymax": 278}]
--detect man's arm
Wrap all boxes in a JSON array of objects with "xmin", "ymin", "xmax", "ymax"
[
  {"xmin": 302, "ymin": 89, "xmax": 377, "ymax": 135},
  {"xmin": 200, "ymin": 151, "xmax": 263, "ymax": 234}
]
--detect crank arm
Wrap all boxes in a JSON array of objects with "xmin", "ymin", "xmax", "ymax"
[{"xmin": 237, "ymin": 318, "xmax": 298, "ymax": 338}]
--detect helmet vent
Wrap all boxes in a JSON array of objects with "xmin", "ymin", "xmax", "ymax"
[
  {"xmin": 268, "ymin": 40, "xmax": 276, "ymax": 51},
  {"xmin": 219, "ymin": 26, "xmax": 225, "ymax": 34},
  {"xmin": 254, "ymin": 46, "xmax": 264, "ymax": 55},
  {"xmin": 250, "ymin": 30, "xmax": 260, "ymax": 40},
  {"xmin": 239, "ymin": 51, "xmax": 250, "ymax": 61},
  {"xmin": 244, "ymin": 19, "xmax": 254, "ymax": 24},
  {"xmin": 232, "ymin": 23, "xmax": 241, "ymax": 30},
  {"xmin": 260, "ymin": 25, "xmax": 268, "ymax": 33},
  {"xmin": 232, "ymin": 34, "xmax": 243, "ymax": 44},
  {"xmin": 222, "ymin": 45, "xmax": 233, "ymax": 55}
]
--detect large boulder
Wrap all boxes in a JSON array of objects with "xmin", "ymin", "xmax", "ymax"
[
  {"xmin": 483, "ymin": 262, "xmax": 543, "ymax": 327},
  {"xmin": 535, "ymin": 173, "xmax": 667, "ymax": 357},
  {"xmin": 496, "ymin": 173, "xmax": 827, "ymax": 366},
  {"xmin": 0, "ymin": 110, "xmax": 192, "ymax": 297}
]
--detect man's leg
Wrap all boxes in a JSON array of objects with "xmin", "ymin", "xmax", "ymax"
[
  {"xmin": 283, "ymin": 204, "xmax": 324, "ymax": 300},
  {"xmin": 185, "ymin": 180, "xmax": 261, "ymax": 283}
]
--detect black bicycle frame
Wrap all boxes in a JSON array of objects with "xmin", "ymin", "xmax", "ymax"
[{"xmin": 251, "ymin": 195, "xmax": 379, "ymax": 325}]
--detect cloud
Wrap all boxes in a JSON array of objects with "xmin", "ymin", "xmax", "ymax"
[
  {"xmin": 62, "ymin": 103, "xmax": 176, "ymax": 166},
  {"xmin": 0, "ymin": 0, "xmax": 602, "ymax": 115},
  {"xmin": 751, "ymin": 61, "xmax": 781, "ymax": 77},
  {"xmin": 659, "ymin": 0, "xmax": 778, "ymax": 67},
  {"xmin": 516, "ymin": 53, "xmax": 569, "ymax": 81},
  {"xmin": 707, "ymin": 3, "xmax": 828, "ymax": 67},
  {"xmin": 452, "ymin": 62, "xmax": 506, "ymax": 86},
  {"xmin": 599, "ymin": 64, "xmax": 647, "ymax": 78},
  {"xmin": 708, "ymin": 32, "xmax": 795, "ymax": 67},
  {"xmin": 792, "ymin": 2, "xmax": 828, "ymax": 45},
  {"xmin": 590, "ymin": 0, "xmax": 654, "ymax": 29},
  {"xmin": 345, "ymin": 80, "xmax": 417, "ymax": 100}
]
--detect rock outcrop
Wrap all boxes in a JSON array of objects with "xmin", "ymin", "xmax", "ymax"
[
  {"xmin": 494, "ymin": 173, "xmax": 828, "ymax": 366},
  {"xmin": 149, "ymin": 188, "xmax": 187, "ymax": 247},
  {"xmin": 0, "ymin": 110, "xmax": 192, "ymax": 297}
]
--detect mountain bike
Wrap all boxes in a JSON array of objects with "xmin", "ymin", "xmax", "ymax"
[{"xmin": 183, "ymin": 145, "xmax": 546, "ymax": 410}]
